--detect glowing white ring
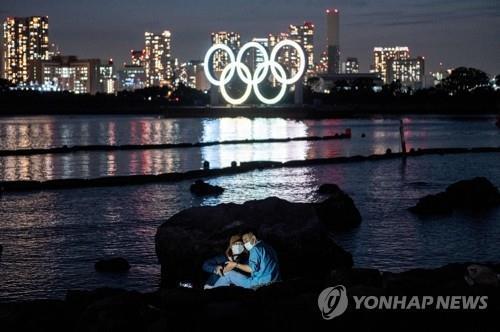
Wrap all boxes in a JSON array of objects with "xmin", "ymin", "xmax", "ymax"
[
  {"xmin": 204, "ymin": 44, "xmax": 236, "ymax": 86},
  {"xmin": 270, "ymin": 39, "xmax": 306, "ymax": 85},
  {"xmin": 253, "ymin": 62, "xmax": 288, "ymax": 105},
  {"xmin": 236, "ymin": 41, "xmax": 269, "ymax": 84},
  {"xmin": 219, "ymin": 62, "xmax": 253, "ymax": 105},
  {"xmin": 204, "ymin": 39, "xmax": 306, "ymax": 105}
]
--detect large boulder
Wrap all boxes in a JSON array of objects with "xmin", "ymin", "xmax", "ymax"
[
  {"xmin": 72, "ymin": 290, "xmax": 160, "ymax": 332},
  {"xmin": 155, "ymin": 197, "xmax": 354, "ymax": 288},
  {"xmin": 95, "ymin": 257, "xmax": 131, "ymax": 273},
  {"xmin": 317, "ymin": 184, "xmax": 362, "ymax": 231},
  {"xmin": 318, "ymin": 183, "xmax": 342, "ymax": 195},
  {"xmin": 445, "ymin": 177, "xmax": 500, "ymax": 207},
  {"xmin": 410, "ymin": 177, "xmax": 500, "ymax": 215},
  {"xmin": 190, "ymin": 180, "xmax": 224, "ymax": 196},
  {"xmin": 156, "ymin": 263, "xmax": 500, "ymax": 330},
  {"xmin": 2, "ymin": 264, "xmax": 500, "ymax": 331},
  {"xmin": 465, "ymin": 264, "xmax": 499, "ymax": 287}
]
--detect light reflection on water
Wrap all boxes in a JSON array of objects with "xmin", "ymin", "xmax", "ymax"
[
  {"xmin": 0, "ymin": 116, "xmax": 499, "ymax": 301},
  {"xmin": 0, "ymin": 115, "xmax": 498, "ymax": 181},
  {"xmin": 0, "ymin": 153, "xmax": 498, "ymax": 300}
]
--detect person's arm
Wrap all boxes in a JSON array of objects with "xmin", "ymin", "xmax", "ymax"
[
  {"xmin": 202, "ymin": 255, "xmax": 226, "ymax": 274},
  {"xmin": 223, "ymin": 261, "xmax": 252, "ymax": 273},
  {"xmin": 235, "ymin": 262, "xmax": 252, "ymax": 273},
  {"xmin": 224, "ymin": 248, "xmax": 260, "ymax": 274}
]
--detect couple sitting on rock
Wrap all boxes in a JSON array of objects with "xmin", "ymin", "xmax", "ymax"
[{"xmin": 202, "ymin": 231, "xmax": 281, "ymax": 290}]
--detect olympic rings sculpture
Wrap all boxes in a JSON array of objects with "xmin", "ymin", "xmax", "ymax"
[{"xmin": 203, "ymin": 39, "xmax": 306, "ymax": 105}]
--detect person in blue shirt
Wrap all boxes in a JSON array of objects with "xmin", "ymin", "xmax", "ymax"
[
  {"xmin": 212, "ymin": 230, "xmax": 281, "ymax": 289},
  {"xmin": 202, "ymin": 235, "xmax": 248, "ymax": 289}
]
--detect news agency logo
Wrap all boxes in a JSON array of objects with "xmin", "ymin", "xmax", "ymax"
[
  {"xmin": 318, "ymin": 285, "xmax": 489, "ymax": 320},
  {"xmin": 317, "ymin": 285, "xmax": 349, "ymax": 320}
]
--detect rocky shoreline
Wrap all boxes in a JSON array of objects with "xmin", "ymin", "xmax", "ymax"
[
  {"xmin": 1, "ymin": 184, "xmax": 500, "ymax": 331},
  {"xmin": 0, "ymin": 262, "xmax": 499, "ymax": 331}
]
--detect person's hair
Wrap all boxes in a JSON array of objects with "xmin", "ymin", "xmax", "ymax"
[
  {"xmin": 241, "ymin": 229, "xmax": 258, "ymax": 239},
  {"xmin": 225, "ymin": 234, "xmax": 242, "ymax": 257},
  {"xmin": 228, "ymin": 234, "xmax": 242, "ymax": 246}
]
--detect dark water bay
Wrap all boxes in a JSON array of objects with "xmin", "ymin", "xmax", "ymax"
[{"xmin": 0, "ymin": 115, "xmax": 499, "ymax": 300}]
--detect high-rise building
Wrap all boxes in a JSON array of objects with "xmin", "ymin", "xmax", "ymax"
[
  {"xmin": 430, "ymin": 64, "xmax": 453, "ymax": 87},
  {"xmin": 48, "ymin": 42, "xmax": 60, "ymax": 59},
  {"xmin": 268, "ymin": 33, "xmax": 291, "ymax": 68},
  {"xmin": 268, "ymin": 32, "xmax": 289, "ymax": 49},
  {"xmin": 2, "ymin": 16, "xmax": 49, "ymax": 84},
  {"xmin": 372, "ymin": 46, "xmax": 410, "ymax": 83},
  {"xmin": 131, "ymin": 49, "xmax": 145, "ymax": 66},
  {"xmin": 289, "ymin": 22, "xmax": 314, "ymax": 76},
  {"xmin": 194, "ymin": 63, "xmax": 209, "ymax": 91},
  {"xmin": 210, "ymin": 32, "xmax": 240, "ymax": 73},
  {"xmin": 249, "ymin": 38, "xmax": 268, "ymax": 70},
  {"xmin": 175, "ymin": 60, "xmax": 209, "ymax": 91},
  {"xmin": 326, "ymin": 9, "xmax": 340, "ymax": 74},
  {"xmin": 387, "ymin": 56, "xmax": 425, "ymax": 89},
  {"xmin": 32, "ymin": 55, "xmax": 101, "ymax": 94},
  {"xmin": 144, "ymin": 30, "xmax": 173, "ymax": 87},
  {"xmin": 0, "ymin": 37, "xmax": 3, "ymax": 79},
  {"xmin": 268, "ymin": 32, "xmax": 291, "ymax": 86},
  {"xmin": 316, "ymin": 50, "xmax": 328, "ymax": 74},
  {"xmin": 98, "ymin": 59, "xmax": 115, "ymax": 94},
  {"xmin": 118, "ymin": 65, "xmax": 146, "ymax": 91},
  {"xmin": 343, "ymin": 57, "xmax": 359, "ymax": 74}
]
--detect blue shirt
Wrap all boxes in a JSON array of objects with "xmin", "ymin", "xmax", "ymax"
[{"xmin": 248, "ymin": 241, "xmax": 281, "ymax": 287}]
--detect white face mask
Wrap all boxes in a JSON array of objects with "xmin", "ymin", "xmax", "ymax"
[
  {"xmin": 231, "ymin": 243, "xmax": 245, "ymax": 255},
  {"xmin": 244, "ymin": 241, "xmax": 254, "ymax": 251}
]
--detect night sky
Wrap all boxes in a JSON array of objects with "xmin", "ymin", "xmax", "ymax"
[{"xmin": 2, "ymin": 0, "xmax": 499, "ymax": 75}]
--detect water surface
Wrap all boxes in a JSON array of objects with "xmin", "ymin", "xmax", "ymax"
[{"xmin": 0, "ymin": 115, "xmax": 499, "ymax": 300}]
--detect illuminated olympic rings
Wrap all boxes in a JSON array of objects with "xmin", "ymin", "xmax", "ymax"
[{"xmin": 203, "ymin": 40, "xmax": 306, "ymax": 105}]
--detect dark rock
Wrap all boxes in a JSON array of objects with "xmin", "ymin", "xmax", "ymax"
[
  {"xmin": 160, "ymin": 279, "xmax": 323, "ymax": 330},
  {"xmin": 155, "ymin": 197, "xmax": 353, "ymax": 287},
  {"xmin": 409, "ymin": 191, "xmax": 453, "ymax": 215},
  {"xmin": 382, "ymin": 263, "xmax": 472, "ymax": 294},
  {"xmin": 0, "ymin": 299, "xmax": 73, "ymax": 332},
  {"xmin": 95, "ymin": 257, "xmax": 130, "ymax": 273},
  {"xmin": 2, "ymin": 263, "xmax": 500, "ymax": 331},
  {"xmin": 74, "ymin": 290, "xmax": 160, "ymax": 332},
  {"xmin": 318, "ymin": 183, "xmax": 342, "ymax": 195},
  {"xmin": 316, "ymin": 188, "xmax": 362, "ymax": 231},
  {"xmin": 239, "ymin": 160, "xmax": 282, "ymax": 169},
  {"xmin": 410, "ymin": 177, "xmax": 500, "ymax": 215},
  {"xmin": 155, "ymin": 265, "xmax": 500, "ymax": 330},
  {"xmin": 66, "ymin": 287, "xmax": 132, "ymax": 312},
  {"xmin": 465, "ymin": 264, "xmax": 499, "ymax": 287},
  {"xmin": 445, "ymin": 177, "xmax": 500, "ymax": 208},
  {"xmin": 189, "ymin": 180, "xmax": 224, "ymax": 196},
  {"xmin": 328, "ymin": 268, "xmax": 383, "ymax": 288}
]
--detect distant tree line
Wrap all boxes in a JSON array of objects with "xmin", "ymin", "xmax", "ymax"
[
  {"xmin": 0, "ymin": 67, "xmax": 499, "ymax": 114},
  {"xmin": 303, "ymin": 67, "xmax": 499, "ymax": 107}
]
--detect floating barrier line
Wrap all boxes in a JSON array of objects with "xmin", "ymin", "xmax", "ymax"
[
  {"xmin": 0, "ymin": 147, "xmax": 498, "ymax": 192},
  {"xmin": 0, "ymin": 133, "xmax": 351, "ymax": 157}
]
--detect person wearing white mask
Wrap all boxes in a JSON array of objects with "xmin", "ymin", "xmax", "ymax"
[
  {"xmin": 202, "ymin": 235, "xmax": 248, "ymax": 289},
  {"xmin": 212, "ymin": 230, "xmax": 281, "ymax": 289}
]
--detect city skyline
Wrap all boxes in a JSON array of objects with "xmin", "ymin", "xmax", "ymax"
[{"xmin": 1, "ymin": 0, "xmax": 499, "ymax": 75}]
